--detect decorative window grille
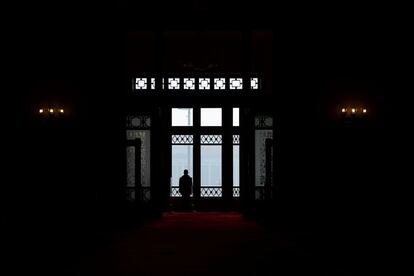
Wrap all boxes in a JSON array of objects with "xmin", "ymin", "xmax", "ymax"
[
  {"xmin": 171, "ymin": 187, "xmax": 194, "ymax": 198},
  {"xmin": 183, "ymin": 78, "xmax": 196, "ymax": 90},
  {"xmin": 254, "ymin": 114, "xmax": 274, "ymax": 201},
  {"xmin": 255, "ymin": 187, "xmax": 265, "ymax": 200},
  {"xmin": 201, "ymin": 187, "xmax": 222, "ymax": 197},
  {"xmin": 229, "ymin": 78, "xmax": 243, "ymax": 90},
  {"xmin": 251, "ymin": 78, "xmax": 259, "ymax": 89},
  {"xmin": 141, "ymin": 187, "xmax": 151, "ymax": 202},
  {"xmin": 126, "ymin": 146, "xmax": 136, "ymax": 188},
  {"xmin": 255, "ymin": 129, "xmax": 273, "ymax": 188},
  {"xmin": 126, "ymin": 188, "xmax": 135, "ymax": 201},
  {"xmin": 151, "ymin": 78, "xmax": 155, "ymax": 89},
  {"xmin": 126, "ymin": 130, "xmax": 151, "ymax": 198},
  {"xmin": 214, "ymin": 78, "xmax": 226, "ymax": 90},
  {"xmin": 168, "ymin": 78, "xmax": 180, "ymax": 90},
  {"xmin": 126, "ymin": 187, "xmax": 151, "ymax": 202},
  {"xmin": 133, "ymin": 76, "xmax": 261, "ymax": 92},
  {"xmin": 171, "ymin": 187, "xmax": 181, "ymax": 197},
  {"xmin": 172, "ymin": 135, "xmax": 194, "ymax": 144},
  {"xmin": 200, "ymin": 135, "xmax": 222, "ymax": 145},
  {"xmin": 199, "ymin": 78, "xmax": 210, "ymax": 90},
  {"xmin": 135, "ymin": 78, "xmax": 147, "ymax": 90},
  {"xmin": 233, "ymin": 187, "xmax": 240, "ymax": 197},
  {"xmin": 233, "ymin": 135, "xmax": 240, "ymax": 145},
  {"xmin": 255, "ymin": 116, "xmax": 273, "ymax": 128},
  {"xmin": 126, "ymin": 116, "xmax": 151, "ymax": 129}
]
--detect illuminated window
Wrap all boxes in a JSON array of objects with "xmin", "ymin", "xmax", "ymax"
[
  {"xmin": 172, "ymin": 108, "xmax": 193, "ymax": 126},
  {"xmin": 230, "ymin": 78, "xmax": 243, "ymax": 89},
  {"xmin": 199, "ymin": 78, "xmax": 210, "ymax": 90},
  {"xmin": 214, "ymin": 78, "xmax": 226, "ymax": 90},
  {"xmin": 233, "ymin": 108, "xmax": 240, "ymax": 126},
  {"xmin": 183, "ymin": 78, "xmax": 195, "ymax": 90},
  {"xmin": 201, "ymin": 108, "xmax": 222, "ymax": 126},
  {"xmin": 201, "ymin": 145, "xmax": 222, "ymax": 197},
  {"xmin": 233, "ymin": 143, "xmax": 240, "ymax": 196},
  {"xmin": 232, "ymin": 134, "xmax": 240, "ymax": 197},
  {"xmin": 171, "ymin": 145, "xmax": 193, "ymax": 197}
]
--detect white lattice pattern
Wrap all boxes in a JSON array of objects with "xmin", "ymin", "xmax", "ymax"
[
  {"xmin": 183, "ymin": 78, "xmax": 196, "ymax": 90},
  {"xmin": 135, "ymin": 78, "xmax": 147, "ymax": 89},
  {"xmin": 199, "ymin": 78, "xmax": 210, "ymax": 90},
  {"xmin": 250, "ymin": 77, "xmax": 259, "ymax": 89},
  {"xmin": 214, "ymin": 78, "xmax": 226, "ymax": 90},
  {"xmin": 229, "ymin": 78, "xmax": 243, "ymax": 89},
  {"xmin": 168, "ymin": 78, "xmax": 180, "ymax": 90}
]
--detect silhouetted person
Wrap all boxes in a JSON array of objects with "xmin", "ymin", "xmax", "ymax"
[{"xmin": 179, "ymin": 169, "xmax": 193, "ymax": 211}]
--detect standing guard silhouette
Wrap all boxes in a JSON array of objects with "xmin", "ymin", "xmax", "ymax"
[{"xmin": 179, "ymin": 169, "xmax": 193, "ymax": 211}]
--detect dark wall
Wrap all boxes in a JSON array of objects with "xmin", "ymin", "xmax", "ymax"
[
  {"xmin": 4, "ymin": 17, "xmax": 126, "ymax": 237},
  {"xmin": 3, "ymin": 1, "xmax": 397, "ymax": 236}
]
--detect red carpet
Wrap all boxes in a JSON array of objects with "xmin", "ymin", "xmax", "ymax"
[{"xmin": 73, "ymin": 212, "xmax": 310, "ymax": 275}]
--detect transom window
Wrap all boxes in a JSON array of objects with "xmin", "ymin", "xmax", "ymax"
[
  {"xmin": 233, "ymin": 108, "xmax": 240, "ymax": 126},
  {"xmin": 132, "ymin": 76, "xmax": 261, "ymax": 91},
  {"xmin": 171, "ymin": 108, "xmax": 193, "ymax": 126},
  {"xmin": 201, "ymin": 108, "xmax": 222, "ymax": 126}
]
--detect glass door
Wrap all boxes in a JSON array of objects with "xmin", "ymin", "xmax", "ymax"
[
  {"xmin": 171, "ymin": 136, "xmax": 193, "ymax": 197},
  {"xmin": 170, "ymin": 107, "xmax": 240, "ymax": 202},
  {"xmin": 200, "ymin": 136, "xmax": 222, "ymax": 197}
]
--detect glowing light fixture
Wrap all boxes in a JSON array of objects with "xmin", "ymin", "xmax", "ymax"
[
  {"xmin": 340, "ymin": 106, "xmax": 368, "ymax": 118},
  {"xmin": 37, "ymin": 106, "xmax": 66, "ymax": 117}
]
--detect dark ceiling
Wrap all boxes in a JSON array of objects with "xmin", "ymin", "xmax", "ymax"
[{"xmin": 4, "ymin": 1, "xmax": 405, "ymax": 105}]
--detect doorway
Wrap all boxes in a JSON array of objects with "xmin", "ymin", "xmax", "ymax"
[{"xmin": 170, "ymin": 107, "xmax": 240, "ymax": 210}]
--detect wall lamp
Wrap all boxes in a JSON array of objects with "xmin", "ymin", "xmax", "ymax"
[
  {"xmin": 340, "ymin": 107, "xmax": 368, "ymax": 118},
  {"xmin": 38, "ymin": 108, "xmax": 65, "ymax": 116}
]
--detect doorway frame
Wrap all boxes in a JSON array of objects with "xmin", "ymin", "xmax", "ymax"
[{"xmin": 169, "ymin": 105, "xmax": 240, "ymax": 209}]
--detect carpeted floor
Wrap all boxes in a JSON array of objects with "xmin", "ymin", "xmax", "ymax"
[{"xmin": 70, "ymin": 212, "xmax": 358, "ymax": 276}]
